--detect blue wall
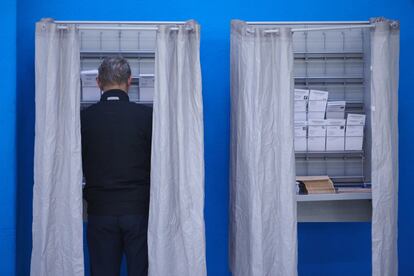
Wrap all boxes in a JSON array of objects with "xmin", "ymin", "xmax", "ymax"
[
  {"xmin": 12, "ymin": 0, "xmax": 414, "ymax": 275},
  {"xmin": 0, "ymin": 0, "xmax": 16, "ymax": 275}
]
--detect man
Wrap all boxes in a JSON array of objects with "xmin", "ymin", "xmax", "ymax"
[{"xmin": 81, "ymin": 56, "xmax": 152, "ymax": 276}]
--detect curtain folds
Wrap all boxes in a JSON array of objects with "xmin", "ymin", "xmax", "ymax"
[
  {"xmin": 370, "ymin": 17, "xmax": 400, "ymax": 276},
  {"xmin": 32, "ymin": 20, "xmax": 84, "ymax": 276},
  {"xmin": 229, "ymin": 20, "xmax": 297, "ymax": 276},
  {"xmin": 148, "ymin": 20, "xmax": 207, "ymax": 276}
]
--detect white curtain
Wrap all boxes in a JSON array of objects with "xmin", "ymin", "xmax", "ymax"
[
  {"xmin": 148, "ymin": 21, "xmax": 207, "ymax": 276},
  {"xmin": 32, "ymin": 20, "xmax": 84, "ymax": 276},
  {"xmin": 370, "ymin": 18, "xmax": 400, "ymax": 276},
  {"xmin": 229, "ymin": 20, "xmax": 297, "ymax": 276}
]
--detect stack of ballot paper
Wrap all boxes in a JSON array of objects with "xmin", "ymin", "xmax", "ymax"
[
  {"xmin": 345, "ymin": 114, "xmax": 366, "ymax": 150},
  {"xmin": 294, "ymin": 121, "xmax": 307, "ymax": 151},
  {"xmin": 326, "ymin": 101, "xmax": 346, "ymax": 119},
  {"xmin": 308, "ymin": 90, "xmax": 328, "ymax": 119},
  {"xmin": 294, "ymin": 89, "xmax": 309, "ymax": 121},
  {"xmin": 138, "ymin": 74, "xmax": 155, "ymax": 102},
  {"xmin": 296, "ymin": 176, "xmax": 336, "ymax": 194},
  {"xmin": 81, "ymin": 69, "xmax": 100, "ymax": 102},
  {"xmin": 326, "ymin": 119, "xmax": 346, "ymax": 151},
  {"xmin": 307, "ymin": 119, "xmax": 326, "ymax": 151},
  {"xmin": 292, "ymin": 88, "xmax": 368, "ymax": 153}
]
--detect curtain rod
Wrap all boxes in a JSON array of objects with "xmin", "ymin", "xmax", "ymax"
[
  {"xmin": 261, "ymin": 24, "xmax": 375, "ymax": 34},
  {"xmin": 292, "ymin": 24, "xmax": 374, "ymax": 32},
  {"xmin": 247, "ymin": 21, "xmax": 370, "ymax": 25},
  {"xmin": 56, "ymin": 25, "xmax": 193, "ymax": 31},
  {"xmin": 54, "ymin": 21, "xmax": 188, "ymax": 25}
]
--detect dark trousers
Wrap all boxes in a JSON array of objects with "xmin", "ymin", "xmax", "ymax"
[{"xmin": 87, "ymin": 214, "xmax": 149, "ymax": 276}]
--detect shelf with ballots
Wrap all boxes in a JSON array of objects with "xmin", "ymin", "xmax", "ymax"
[
  {"xmin": 294, "ymin": 89, "xmax": 334, "ymax": 121},
  {"xmin": 294, "ymin": 114, "xmax": 366, "ymax": 152},
  {"xmin": 295, "ymin": 89, "xmax": 347, "ymax": 121},
  {"xmin": 293, "ymin": 88, "xmax": 365, "ymax": 152}
]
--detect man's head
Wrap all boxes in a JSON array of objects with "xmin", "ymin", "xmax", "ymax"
[{"xmin": 97, "ymin": 56, "xmax": 132, "ymax": 92}]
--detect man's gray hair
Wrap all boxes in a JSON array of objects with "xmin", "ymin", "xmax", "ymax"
[{"xmin": 98, "ymin": 56, "xmax": 131, "ymax": 87}]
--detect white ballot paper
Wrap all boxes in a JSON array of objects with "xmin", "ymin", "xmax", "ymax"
[
  {"xmin": 81, "ymin": 70, "xmax": 100, "ymax": 102},
  {"xmin": 345, "ymin": 114, "xmax": 366, "ymax": 150},
  {"xmin": 308, "ymin": 119, "xmax": 326, "ymax": 151},
  {"xmin": 326, "ymin": 119, "xmax": 346, "ymax": 151}
]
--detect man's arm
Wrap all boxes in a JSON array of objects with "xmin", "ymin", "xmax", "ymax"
[
  {"xmin": 80, "ymin": 110, "xmax": 87, "ymax": 177},
  {"xmin": 145, "ymin": 107, "xmax": 153, "ymax": 152}
]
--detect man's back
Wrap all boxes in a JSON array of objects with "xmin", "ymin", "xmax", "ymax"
[
  {"xmin": 82, "ymin": 57, "xmax": 151, "ymax": 276},
  {"xmin": 81, "ymin": 89, "xmax": 153, "ymax": 215}
]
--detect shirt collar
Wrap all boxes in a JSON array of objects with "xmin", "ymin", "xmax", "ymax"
[{"xmin": 100, "ymin": 89, "xmax": 130, "ymax": 102}]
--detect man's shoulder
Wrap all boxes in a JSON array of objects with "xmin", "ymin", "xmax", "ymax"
[
  {"xmin": 128, "ymin": 102, "xmax": 153, "ymax": 115},
  {"xmin": 81, "ymin": 102, "xmax": 101, "ymax": 118},
  {"xmin": 81, "ymin": 101, "xmax": 152, "ymax": 119}
]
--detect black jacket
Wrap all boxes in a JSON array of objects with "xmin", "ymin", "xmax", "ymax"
[{"xmin": 81, "ymin": 89, "xmax": 152, "ymax": 215}]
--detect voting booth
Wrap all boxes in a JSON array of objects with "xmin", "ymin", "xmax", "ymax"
[
  {"xmin": 230, "ymin": 18, "xmax": 399, "ymax": 276},
  {"xmin": 32, "ymin": 19, "xmax": 206, "ymax": 276}
]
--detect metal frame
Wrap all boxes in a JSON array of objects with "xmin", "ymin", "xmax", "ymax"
[
  {"xmin": 245, "ymin": 21, "xmax": 374, "ymax": 34},
  {"xmin": 297, "ymin": 192, "xmax": 371, "ymax": 202},
  {"xmin": 55, "ymin": 21, "xmax": 188, "ymax": 24},
  {"xmin": 57, "ymin": 26, "xmax": 192, "ymax": 31},
  {"xmin": 246, "ymin": 21, "xmax": 370, "ymax": 25},
  {"xmin": 287, "ymin": 21, "xmax": 370, "ymax": 189},
  {"xmin": 73, "ymin": 20, "xmax": 164, "ymax": 105},
  {"xmin": 291, "ymin": 25, "xmax": 374, "ymax": 33},
  {"xmin": 53, "ymin": 20, "xmax": 192, "ymax": 31},
  {"xmin": 59, "ymin": 26, "xmax": 160, "ymax": 31}
]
